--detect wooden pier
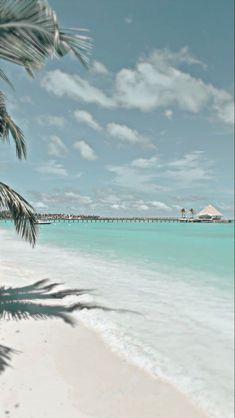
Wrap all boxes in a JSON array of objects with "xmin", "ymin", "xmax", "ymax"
[
  {"xmin": 49, "ymin": 217, "xmax": 182, "ymax": 223},
  {"xmin": 0, "ymin": 215, "xmax": 232, "ymax": 224},
  {"xmin": 36, "ymin": 217, "xmax": 232, "ymax": 224}
]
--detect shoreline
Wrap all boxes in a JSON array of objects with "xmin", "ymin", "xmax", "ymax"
[
  {"xmin": 0, "ymin": 248, "xmax": 210, "ymax": 418},
  {"xmin": 0, "ymin": 316, "xmax": 209, "ymax": 418},
  {"xmin": 1, "ymin": 228, "xmax": 230, "ymax": 418}
]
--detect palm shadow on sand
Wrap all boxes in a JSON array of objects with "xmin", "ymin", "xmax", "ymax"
[
  {"xmin": 0, "ymin": 279, "xmax": 137, "ymax": 374},
  {"xmin": 0, "ymin": 344, "xmax": 17, "ymax": 373},
  {"xmin": 0, "ymin": 279, "xmax": 105, "ymax": 374}
]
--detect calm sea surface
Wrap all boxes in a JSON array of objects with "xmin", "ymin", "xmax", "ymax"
[{"xmin": 1, "ymin": 221, "xmax": 234, "ymax": 418}]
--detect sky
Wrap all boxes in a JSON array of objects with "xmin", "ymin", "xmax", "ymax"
[{"xmin": 1, "ymin": 0, "xmax": 234, "ymax": 217}]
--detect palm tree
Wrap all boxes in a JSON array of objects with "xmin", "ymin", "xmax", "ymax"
[
  {"xmin": 0, "ymin": 0, "xmax": 91, "ymax": 245},
  {"xmin": 180, "ymin": 208, "xmax": 186, "ymax": 218},
  {"xmin": 189, "ymin": 208, "xmax": 195, "ymax": 218},
  {"xmin": 0, "ymin": 1, "xmax": 93, "ymax": 372}
]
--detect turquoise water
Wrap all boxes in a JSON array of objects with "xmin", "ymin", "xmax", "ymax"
[
  {"xmin": 40, "ymin": 221, "xmax": 234, "ymax": 285},
  {"xmin": 1, "ymin": 221, "xmax": 234, "ymax": 418}
]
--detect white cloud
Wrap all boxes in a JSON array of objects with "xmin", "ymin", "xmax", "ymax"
[
  {"xmin": 20, "ymin": 96, "xmax": 33, "ymax": 104},
  {"xmin": 130, "ymin": 200, "xmax": 171, "ymax": 211},
  {"xmin": 48, "ymin": 135, "xmax": 67, "ymax": 157},
  {"xmin": 90, "ymin": 189, "xmax": 171, "ymax": 213},
  {"xmin": 153, "ymin": 47, "xmax": 207, "ymax": 68},
  {"xmin": 31, "ymin": 189, "xmax": 171, "ymax": 214},
  {"xmin": 131, "ymin": 156, "xmax": 158, "ymax": 169},
  {"xmin": 33, "ymin": 201, "xmax": 48, "ymax": 210},
  {"xmin": 212, "ymin": 98, "xmax": 234, "ymax": 126},
  {"xmin": 108, "ymin": 150, "xmax": 213, "ymax": 193},
  {"xmin": 107, "ymin": 164, "xmax": 166, "ymax": 192},
  {"xmin": 73, "ymin": 140, "xmax": 97, "ymax": 161},
  {"xmin": 164, "ymin": 109, "xmax": 173, "ymax": 119},
  {"xmin": 31, "ymin": 190, "xmax": 93, "ymax": 209},
  {"xmin": 92, "ymin": 61, "xmax": 109, "ymax": 75},
  {"xmin": 114, "ymin": 49, "xmax": 234, "ymax": 125},
  {"xmin": 36, "ymin": 115, "xmax": 66, "ymax": 128},
  {"xmin": 167, "ymin": 151, "xmax": 204, "ymax": 169},
  {"xmin": 150, "ymin": 201, "xmax": 171, "ymax": 211},
  {"xmin": 41, "ymin": 70, "xmax": 114, "ymax": 108},
  {"xmin": 41, "ymin": 49, "xmax": 234, "ymax": 127},
  {"xmin": 36, "ymin": 160, "xmax": 68, "ymax": 176},
  {"xmin": 165, "ymin": 151, "xmax": 213, "ymax": 183},
  {"xmin": 106, "ymin": 122, "xmax": 152, "ymax": 147},
  {"xmin": 63, "ymin": 191, "xmax": 93, "ymax": 205},
  {"xmin": 124, "ymin": 17, "xmax": 133, "ymax": 24},
  {"xmin": 74, "ymin": 110, "xmax": 102, "ymax": 131}
]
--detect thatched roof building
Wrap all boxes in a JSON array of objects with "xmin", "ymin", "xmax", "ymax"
[{"xmin": 197, "ymin": 204, "xmax": 223, "ymax": 219}]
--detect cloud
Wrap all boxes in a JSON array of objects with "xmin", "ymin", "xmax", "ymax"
[
  {"xmin": 48, "ymin": 135, "xmax": 68, "ymax": 157},
  {"xmin": 62, "ymin": 191, "xmax": 93, "ymax": 205},
  {"xmin": 74, "ymin": 110, "xmax": 102, "ymax": 131},
  {"xmin": 41, "ymin": 49, "xmax": 234, "ymax": 126},
  {"xmin": 36, "ymin": 160, "xmax": 68, "ymax": 176},
  {"xmin": 131, "ymin": 156, "xmax": 158, "ymax": 169},
  {"xmin": 164, "ymin": 151, "xmax": 214, "ymax": 183},
  {"xmin": 90, "ymin": 189, "xmax": 171, "ymax": 213},
  {"xmin": 107, "ymin": 150, "xmax": 213, "ymax": 194},
  {"xmin": 36, "ymin": 115, "xmax": 66, "ymax": 128},
  {"xmin": 20, "ymin": 96, "xmax": 33, "ymax": 104},
  {"xmin": 106, "ymin": 122, "xmax": 152, "ymax": 147},
  {"xmin": 153, "ymin": 47, "xmax": 207, "ymax": 68},
  {"xmin": 212, "ymin": 99, "xmax": 234, "ymax": 126},
  {"xmin": 107, "ymin": 164, "xmax": 167, "ymax": 192},
  {"xmin": 33, "ymin": 201, "xmax": 48, "ymax": 210},
  {"xmin": 41, "ymin": 69, "xmax": 115, "ymax": 108},
  {"xmin": 114, "ymin": 49, "xmax": 234, "ymax": 125},
  {"xmin": 92, "ymin": 61, "xmax": 109, "ymax": 75},
  {"xmin": 30, "ymin": 190, "xmax": 93, "ymax": 210},
  {"xmin": 124, "ymin": 17, "xmax": 133, "ymax": 24},
  {"xmin": 30, "ymin": 189, "xmax": 171, "ymax": 214},
  {"xmin": 164, "ymin": 109, "xmax": 173, "ymax": 119},
  {"xmin": 73, "ymin": 140, "xmax": 97, "ymax": 161},
  {"xmin": 150, "ymin": 201, "xmax": 171, "ymax": 211}
]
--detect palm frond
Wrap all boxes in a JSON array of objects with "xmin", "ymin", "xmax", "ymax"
[
  {"xmin": 0, "ymin": 68, "xmax": 14, "ymax": 89},
  {"xmin": 0, "ymin": 0, "xmax": 91, "ymax": 74},
  {"xmin": 0, "ymin": 181, "xmax": 37, "ymax": 245},
  {"xmin": 0, "ymin": 91, "xmax": 26, "ymax": 159}
]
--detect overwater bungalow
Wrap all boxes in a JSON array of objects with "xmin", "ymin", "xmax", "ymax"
[{"xmin": 197, "ymin": 204, "xmax": 223, "ymax": 221}]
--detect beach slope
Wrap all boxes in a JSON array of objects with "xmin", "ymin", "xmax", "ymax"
[{"xmin": 0, "ymin": 316, "xmax": 209, "ymax": 418}]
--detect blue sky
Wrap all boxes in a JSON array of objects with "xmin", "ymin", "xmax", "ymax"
[{"xmin": 1, "ymin": 0, "xmax": 234, "ymax": 216}]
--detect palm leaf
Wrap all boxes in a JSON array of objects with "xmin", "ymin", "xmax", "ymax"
[
  {"xmin": 0, "ymin": 0, "xmax": 91, "ymax": 75},
  {"xmin": 0, "ymin": 91, "xmax": 26, "ymax": 159},
  {"xmin": 0, "ymin": 181, "xmax": 37, "ymax": 245},
  {"xmin": 0, "ymin": 68, "xmax": 14, "ymax": 89}
]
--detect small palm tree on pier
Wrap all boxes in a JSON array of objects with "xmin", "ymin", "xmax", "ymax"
[
  {"xmin": 180, "ymin": 208, "xmax": 186, "ymax": 218},
  {"xmin": 189, "ymin": 208, "xmax": 195, "ymax": 218}
]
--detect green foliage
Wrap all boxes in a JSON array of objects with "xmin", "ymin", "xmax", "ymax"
[{"xmin": 0, "ymin": 0, "xmax": 90, "ymax": 244}]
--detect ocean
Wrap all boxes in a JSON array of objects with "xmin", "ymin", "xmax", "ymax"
[{"xmin": 0, "ymin": 221, "xmax": 234, "ymax": 418}]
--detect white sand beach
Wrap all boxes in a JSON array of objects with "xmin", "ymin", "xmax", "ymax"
[
  {"xmin": 0, "ymin": 315, "xmax": 209, "ymax": 418},
  {"xmin": 0, "ymin": 249, "xmax": 210, "ymax": 418},
  {"xmin": 0, "ymin": 228, "xmax": 214, "ymax": 418}
]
